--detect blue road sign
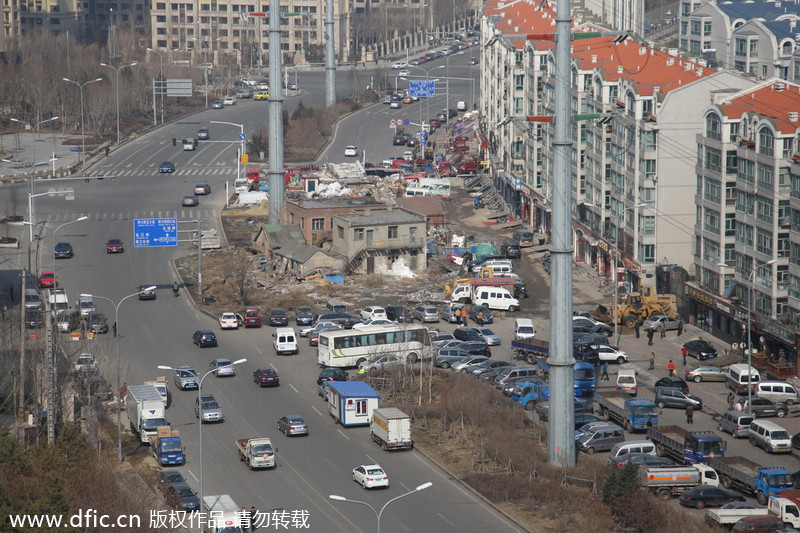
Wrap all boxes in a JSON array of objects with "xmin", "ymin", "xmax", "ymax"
[
  {"xmin": 133, "ymin": 218, "xmax": 178, "ymax": 248},
  {"xmin": 403, "ymin": 119, "xmax": 410, "ymax": 126},
  {"xmin": 409, "ymin": 80, "xmax": 435, "ymax": 98},
  {"xmin": 239, "ymin": 133, "xmax": 246, "ymax": 141}
]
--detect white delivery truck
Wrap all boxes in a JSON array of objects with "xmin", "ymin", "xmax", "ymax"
[
  {"xmin": 204, "ymin": 495, "xmax": 245, "ymax": 533},
  {"xmin": 234, "ymin": 177, "xmax": 250, "ymax": 194},
  {"xmin": 370, "ymin": 407, "xmax": 413, "ymax": 451},
  {"xmin": 125, "ymin": 385, "xmax": 167, "ymax": 444}
]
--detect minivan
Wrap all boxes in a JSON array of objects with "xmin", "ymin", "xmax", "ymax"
[
  {"xmin": 514, "ymin": 318, "xmax": 536, "ymax": 340},
  {"xmin": 56, "ymin": 309, "xmax": 81, "ymax": 333},
  {"xmin": 654, "ymin": 387, "xmax": 703, "ymax": 410},
  {"xmin": 616, "ymin": 369, "xmax": 637, "ymax": 396},
  {"xmin": 511, "ymin": 230, "xmax": 534, "ymax": 247},
  {"xmin": 472, "ymin": 287, "xmax": 520, "ymax": 312},
  {"xmin": 727, "ymin": 364, "xmax": 761, "ymax": 394},
  {"xmin": 273, "ymin": 327, "xmax": 298, "ymax": 355},
  {"xmin": 471, "ymin": 259, "xmax": 512, "ymax": 273},
  {"xmin": 326, "ymin": 299, "xmax": 348, "ymax": 313},
  {"xmin": 577, "ymin": 425, "xmax": 625, "ymax": 454},
  {"xmin": 755, "ymin": 381, "xmax": 799, "ymax": 405},
  {"xmin": 24, "ymin": 288, "xmax": 41, "ymax": 309},
  {"xmin": 607, "ymin": 441, "xmax": 656, "ymax": 466},
  {"xmin": 749, "ymin": 419, "xmax": 792, "ymax": 454},
  {"xmin": 718, "ymin": 410, "xmax": 754, "ymax": 438},
  {"xmin": 494, "ymin": 366, "xmax": 538, "ymax": 389}
]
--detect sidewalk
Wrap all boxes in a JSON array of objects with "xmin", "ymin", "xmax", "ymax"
[{"xmin": 0, "ymin": 132, "xmax": 85, "ymax": 181}]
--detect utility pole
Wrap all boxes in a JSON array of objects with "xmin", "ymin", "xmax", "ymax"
[
  {"xmin": 268, "ymin": 0, "xmax": 285, "ymax": 224},
  {"xmin": 548, "ymin": 0, "xmax": 575, "ymax": 467},
  {"xmin": 45, "ymin": 297, "xmax": 55, "ymax": 444},
  {"xmin": 18, "ymin": 269, "xmax": 26, "ymax": 417},
  {"xmin": 325, "ymin": 0, "xmax": 335, "ymax": 107}
]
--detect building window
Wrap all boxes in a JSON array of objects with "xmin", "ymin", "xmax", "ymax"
[
  {"xmin": 725, "ymin": 182, "xmax": 737, "ymax": 205},
  {"xmin": 312, "ymin": 218, "xmax": 324, "ymax": 231},
  {"xmin": 337, "ymin": 225, "xmax": 344, "ymax": 239},
  {"xmin": 725, "ymin": 150, "xmax": 738, "ymax": 174},
  {"xmin": 756, "ymin": 198, "xmax": 773, "ymax": 223},
  {"xmin": 640, "ymin": 215, "xmax": 655, "ymax": 236},
  {"xmin": 702, "ymin": 239, "xmax": 719, "ymax": 262},
  {"xmin": 354, "ymin": 228, "xmax": 364, "ymax": 241},
  {"xmin": 705, "ymin": 113, "xmax": 721, "ymax": 140},
  {"xmin": 734, "ymin": 38, "xmax": 747, "ymax": 57},
  {"xmin": 736, "ymin": 223, "xmax": 753, "ymax": 247},
  {"xmin": 388, "ymin": 226, "xmax": 398, "ymax": 239},
  {"xmin": 758, "ymin": 127, "xmax": 774, "ymax": 156},
  {"xmin": 725, "ymin": 213, "xmax": 736, "ymax": 236},
  {"xmin": 703, "ymin": 177, "xmax": 721, "ymax": 203},
  {"xmin": 639, "ymin": 243, "xmax": 654, "ymax": 263},
  {"xmin": 756, "ymin": 228, "xmax": 773, "ymax": 255},
  {"xmin": 703, "ymin": 20, "xmax": 711, "ymax": 36},
  {"xmin": 300, "ymin": 217, "xmax": 305, "ymax": 229},
  {"xmin": 705, "ymin": 147, "xmax": 721, "ymax": 172},
  {"xmin": 757, "ymin": 163, "xmax": 774, "ymax": 189},
  {"xmin": 738, "ymin": 159, "xmax": 754, "ymax": 183},
  {"xmin": 703, "ymin": 208, "xmax": 720, "ymax": 232},
  {"xmin": 724, "ymin": 243, "xmax": 735, "ymax": 264}
]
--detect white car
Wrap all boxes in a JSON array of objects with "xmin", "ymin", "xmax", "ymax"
[
  {"xmin": 360, "ymin": 306, "xmax": 388, "ymax": 320},
  {"xmin": 210, "ymin": 358, "xmax": 236, "ymax": 377},
  {"xmin": 344, "ymin": 145, "xmax": 358, "ymax": 157},
  {"xmin": 78, "ymin": 296, "xmax": 96, "ymax": 318},
  {"xmin": 572, "ymin": 315, "xmax": 606, "ymax": 329},
  {"xmin": 398, "ymin": 69, "xmax": 410, "ymax": 77},
  {"xmin": 218, "ymin": 312, "xmax": 243, "ymax": 330},
  {"xmin": 457, "ymin": 101, "xmax": 467, "ymax": 111},
  {"xmin": 352, "ymin": 318, "xmax": 396, "ymax": 331},
  {"xmin": 390, "ymin": 101, "xmax": 401, "ymax": 109},
  {"xmin": 74, "ymin": 353, "xmax": 98, "ymax": 373},
  {"xmin": 223, "ymin": 96, "xmax": 236, "ymax": 105},
  {"xmin": 391, "ymin": 61, "xmax": 408, "ymax": 69},
  {"xmin": 299, "ymin": 321, "xmax": 338, "ymax": 337},
  {"xmin": 352, "ymin": 464, "xmax": 389, "ymax": 489},
  {"xmin": 593, "ymin": 344, "xmax": 628, "ymax": 364},
  {"xmin": 451, "ymin": 356, "xmax": 489, "ymax": 372}
]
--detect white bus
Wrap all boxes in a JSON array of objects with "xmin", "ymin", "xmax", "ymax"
[{"xmin": 318, "ymin": 325, "xmax": 433, "ymax": 368}]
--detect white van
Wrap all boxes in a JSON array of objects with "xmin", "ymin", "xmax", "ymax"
[
  {"xmin": 471, "ymin": 259, "xmax": 512, "ymax": 273},
  {"xmin": 726, "ymin": 363, "xmax": 760, "ymax": 395},
  {"xmin": 473, "ymin": 287, "xmax": 519, "ymax": 312},
  {"xmin": 616, "ymin": 369, "xmax": 637, "ymax": 396},
  {"xmin": 514, "ymin": 318, "xmax": 536, "ymax": 340},
  {"xmin": 182, "ymin": 138, "xmax": 196, "ymax": 151},
  {"xmin": 607, "ymin": 441, "xmax": 656, "ymax": 466},
  {"xmin": 748, "ymin": 419, "xmax": 792, "ymax": 454},
  {"xmin": 755, "ymin": 381, "xmax": 799, "ymax": 405},
  {"xmin": 273, "ymin": 327, "xmax": 298, "ymax": 355}
]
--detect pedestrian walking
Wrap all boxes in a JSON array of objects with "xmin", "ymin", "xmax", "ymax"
[
  {"xmin": 658, "ymin": 322, "xmax": 666, "ymax": 339},
  {"xmin": 250, "ymin": 507, "xmax": 257, "ymax": 531},
  {"xmin": 685, "ymin": 404, "xmax": 694, "ymax": 424},
  {"xmin": 634, "ymin": 321, "xmax": 640, "ymax": 339},
  {"xmin": 667, "ymin": 360, "xmax": 676, "ymax": 377},
  {"xmin": 681, "ymin": 346, "xmax": 688, "ymax": 366},
  {"xmin": 647, "ymin": 328, "xmax": 654, "ymax": 346},
  {"xmin": 112, "ymin": 322, "xmax": 117, "ymax": 337},
  {"xmin": 240, "ymin": 507, "xmax": 249, "ymax": 533},
  {"xmin": 105, "ymin": 146, "xmax": 110, "ymax": 158},
  {"xmin": 727, "ymin": 392, "xmax": 736, "ymax": 411},
  {"xmin": 8, "ymin": 284, "xmax": 13, "ymax": 302},
  {"xmin": 677, "ymin": 319, "xmax": 684, "ymax": 336},
  {"xmin": 119, "ymin": 383, "xmax": 128, "ymax": 405},
  {"xmin": 460, "ymin": 308, "xmax": 467, "ymax": 326},
  {"xmin": 600, "ymin": 362, "xmax": 609, "ymax": 381},
  {"xmin": 648, "ymin": 352, "xmax": 655, "ymax": 370}
]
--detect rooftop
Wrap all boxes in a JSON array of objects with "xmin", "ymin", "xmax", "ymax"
[
  {"xmin": 335, "ymin": 207, "xmax": 425, "ymax": 226},
  {"xmin": 287, "ymin": 197, "xmax": 386, "ymax": 210},
  {"xmin": 718, "ymin": 80, "xmax": 800, "ymax": 134}
]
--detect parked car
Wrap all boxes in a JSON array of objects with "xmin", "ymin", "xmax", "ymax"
[
  {"xmin": 434, "ymin": 349, "xmax": 471, "ymax": 369},
  {"xmin": 352, "ymin": 318, "xmax": 396, "ymax": 330},
  {"xmin": 157, "ymin": 470, "xmax": 186, "ymax": 491},
  {"xmin": 452, "ymin": 356, "xmax": 489, "ymax": 373},
  {"xmin": 192, "ymin": 330, "xmax": 218, "ymax": 347},
  {"xmin": 385, "ymin": 305, "xmax": 413, "ymax": 323},
  {"xmin": 277, "ymin": 415, "xmax": 309, "ymax": 436},
  {"xmin": 473, "ymin": 327, "xmax": 501, "ymax": 346},
  {"xmin": 736, "ymin": 397, "xmax": 788, "ymax": 418},
  {"xmin": 572, "ymin": 323, "xmax": 612, "ymax": 337},
  {"xmin": 243, "ymin": 308, "xmax": 262, "ymax": 327},
  {"xmin": 358, "ymin": 354, "xmax": 404, "ymax": 374},
  {"xmin": 253, "ymin": 368, "xmax": 280, "ymax": 387},
  {"xmin": 655, "ymin": 387, "xmax": 703, "ymax": 410},
  {"xmin": 352, "ymin": 464, "xmax": 389, "ymax": 489},
  {"xmin": 88, "ymin": 312, "xmax": 109, "ymax": 334},
  {"xmin": 210, "ymin": 358, "xmax": 236, "ymax": 377},
  {"xmin": 54, "ymin": 242, "xmax": 74, "ymax": 259},
  {"xmin": 457, "ymin": 341, "xmax": 492, "ymax": 357},
  {"xmin": 296, "ymin": 306, "xmax": 314, "ymax": 325},
  {"xmin": 616, "ymin": 454, "xmax": 675, "ymax": 469},
  {"xmin": 74, "ymin": 354, "xmax": 98, "ymax": 373},
  {"xmin": 683, "ymin": 339, "xmax": 718, "ymax": 360},
  {"xmin": 685, "ymin": 365, "xmax": 727, "ymax": 382},
  {"xmin": 642, "ymin": 315, "xmax": 680, "ymax": 331},
  {"xmin": 654, "ymin": 376, "xmax": 690, "ymax": 392},
  {"xmin": 469, "ymin": 359, "xmax": 512, "ymax": 377},
  {"xmin": 500, "ymin": 242, "xmax": 521, "ymax": 259},
  {"xmin": 39, "ymin": 271, "xmax": 56, "ymax": 288},
  {"xmin": 413, "ymin": 305, "xmax": 440, "ymax": 323},
  {"xmin": 164, "ymin": 482, "xmax": 200, "ymax": 511},
  {"xmin": 268, "ymin": 308, "xmax": 289, "ymax": 327},
  {"xmin": 218, "ymin": 312, "xmax": 243, "ymax": 330},
  {"xmin": 173, "ymin": 366, "xmax": 199, "ymax": 390},
  {"xmin": 360, "ymin": 306, "xmax": 388, "ymax": 320},
  {"xmin": 678, "ymin": 485, "xmax": 745, "ymax": 508},
  {"xmin": 593, "ymin": 344, "xmax": 628, "ymax": 364},
  {"xmin": 469, "ymin": 305, "xmax": 494, "ymax": 325},
  {"xmin": 344, "ymin": 145, "xmax": 358, "ymax": 157},
  {"xmin": 309, "ymin": 324, "xmax": 342, "ymax": 346}
]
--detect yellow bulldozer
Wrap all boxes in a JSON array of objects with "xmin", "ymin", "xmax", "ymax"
[{"xmin": 593, "ymin": 286, "xmax": 678, "ymax": 329}]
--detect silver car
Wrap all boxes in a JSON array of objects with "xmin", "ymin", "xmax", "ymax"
[
  {"xmin": 277, "ymin": 415, "xmax": 309, "ymax": 436},
  {"xmin": 195, "ymin": 394, "xmax": 223, "ymax": 423},
  {"xmin": 413, "ymin": 305, "xmax": 440, "ymax": 323},
  {"xmin": 642, "ymin": 315, "xmax": 680, "ymax": 331},
  {"xmin": 684, "ymin": 365, "xmax": 727, "ymax": 383},
  {"xmin": 174, "ymin": 366, "xmax": 199, "ymax": 390},
  {"xmin": 210, "ymin": 358, "xmax": 236, "ymax": 377},
  {"xmin": 473, "ymin": 327, "xmax": 501, "ymax": 346},
  {"xmin": 358, "ymin": 354, "xmax": 404, "ymax": 374}
]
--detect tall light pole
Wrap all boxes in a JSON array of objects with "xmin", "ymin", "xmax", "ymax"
[
  {"xmin": 147, "ymin": 48, "xmax": 165, "ymax": 125},
  {"xmin": 83, "ymin": 287, "xmax": 156, "ymax": 462},
  {"xmin": 159, "ymin": 358, "xmax": 246, "ymax": 529},
  {"xmin": 329, "ymin": 482, "xmax": 432, "ymax": 533},
  {"xmin": 192, "ymin": 38, "xmax": 219, "ymax": 108},
  {"xmin": 52, "ymin": 216, "xmax": 88, "ymax": 272},
  {"xmin": 101, "ymin": 61, "xmax": 138, "ymax": 145},
  {"xmin": 210, "ymin": 120, "xmax": 245, "ymax": 183},
  {"xmin": 613, "ymin": 202, "xmax": 647, "ymax": 344},
  {"xmin": 62, "ymin": 77, "xmax": 103, "ymax": 167}
]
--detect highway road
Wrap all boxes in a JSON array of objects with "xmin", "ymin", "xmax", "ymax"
[{"xmin": 0, "ymin": 51, "xmax": 532, "ymax": 533}]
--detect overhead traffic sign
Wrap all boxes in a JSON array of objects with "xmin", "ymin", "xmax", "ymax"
[
  {"xmin": 409, "ymin": 80, "xmax": 435, "ymax": 98},
  {"xmin": 134, "ymin": 218, "xmax": 178, "ymax": 248}
]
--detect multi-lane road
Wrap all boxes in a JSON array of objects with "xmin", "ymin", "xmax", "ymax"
[{"xmin": 0, "ymin": 53, "xmax": 534, "ymax": 533}]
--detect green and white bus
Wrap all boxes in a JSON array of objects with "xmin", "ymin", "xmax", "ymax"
[{"xmin": 317, "ymin": 325, "xmax": 433, "ymax": 368}]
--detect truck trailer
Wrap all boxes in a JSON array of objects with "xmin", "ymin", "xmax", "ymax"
[
  {"xmin": 705, "ymin": 456, "xmax": 794, "ymax": 504},
  {"xmin": 125, "ymin": 384, "xmax": 167, "ymax": 444},
  {"xmin": 594, "ymin": 390, "xmax": 658, "ymax": 432},
  {"xmin": 370, "ymin": 408, "xmax": 413, "ymax": 451},
  {"xmin": 647, "ymin": 425, "xmax": 726, "ymax": 464}
]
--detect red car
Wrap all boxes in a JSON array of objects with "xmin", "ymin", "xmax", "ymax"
[
  {"xmin": 39, "ymin": 271, "xmax": 56, "ymax": 288},
  {"xmin": 106, "ymin": 239, "xmax": 124, "ymax": 253},
  {"xmin": 253, "ymin": 368, "xmax": 280, "ymax": 387},
  {"xmin": 243, "ymin": 308, "xmax": 262, "ymax": 328}
]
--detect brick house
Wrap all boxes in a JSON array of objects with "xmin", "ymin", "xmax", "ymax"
[
  {"xmin": 398, "ymin": 196, "xmax": 447, "ymax": 228},
  {"xmin": 253, "ymin": 223, "xmax": 345, "ymax": 276},
  {"xmin": 281, "ymin": 197, "xmax": 387, "ymax": 247}
]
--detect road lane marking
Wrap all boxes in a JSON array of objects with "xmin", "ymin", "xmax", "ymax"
[
  {"xmin": 187, "ymin": 469, "xmax": 199, "ymax": 482},
  {"xmin": 337, "ymin": 429, "xmax": 350, "ymax": 440},
  {"xmin": 289, "ymin": 383, "xmax": 299, "ymax": 393},
  {"xmin": 312, "ymin": 405, "xmax": 323, "ymax": 416},
  {"xmin": 390, "ymin": 517, "xmax": 410, "ymax": 532},
  {"xmin": 398, "ymin": 482, "xmax": 410, "ymax": 491},
  {"xmin": 436, "ymin": 513, "xmax": 454, "ymax": 526},
  {"xmin": 365, "ymin": 454, "xmax": 377, "ymax": 464},
  {"xmin": 254, "ymin": 345, "xmax": 263, "ymax": 354}
]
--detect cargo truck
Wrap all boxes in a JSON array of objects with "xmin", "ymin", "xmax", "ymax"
[
  {"xmin": 511, "ymin": 339, "xmax": 600, "ymax": 366},
  {"xmin": 640, "ymin": 464, "xmax": 720, "ymax": 500},
  {"xmin": 370, "ymin": 408, "xmax": 413, "ymax": 451},
  {"xmin": 203, "ymin": 494, "xmax": 245, "ymax": 533},
  {"xmin": 143, "ymin": 376, "xmax": 169, "ymax": 406},
  {"xmin": 705, "ymin": 456, "xmax": 795, "ymax": 504},
  {"xmin": 704, "ymin": 493, "xmax": 800, "ymax": 527},
  {"xmin": 125, "ymin": 384, "xmax": 167, "ymax": 444},
  {"xmin": 150, "ymin": 425, "xmax": 184, "ymax": 465},
  {"xmin": 647, "ymin": 425, "xmax": 726, "ymax": 464},
  {"xmin": 595, "ymin": 390, "xmax": 658, "ymax": 432},
  {"xmin": 235, "ymin": 437, "xmax": 276, "ymax": 469},
  {"xmin": 510, "ymin": 379, "xmax": 549, "ymax": 410}
]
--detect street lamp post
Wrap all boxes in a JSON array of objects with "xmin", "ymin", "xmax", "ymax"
[
  {"xmin": 613, "ymin": 203, "xmax": 647, "ymax": 344},
  {"xmin": 101, "ymin": 62, "xmax": 138, "ymax": 145},
  {"xmin": 159, "ymin": 358, "xmax": 246, "ymax": 530},
  {"xmin": 146, "ymin": 48, "xmax": 165, "ymax": 125},
  {"xmin": 329, "ymin": 482, "xmax": 432, "ymax": 533},
  {"xmin": 83, "ymin": 287, "xmax": 156, "ymax": 462},
  {"xmin": 52, "ymin": 216, "xmax": 88, "ymax": 272},
  {"xmin": 210, "ymin": 120, "xmax": 245, "ymax": 184},
  {"xmin": 192, "ymin": 38, "xmax": 219, "ymax": 108},
  {"xmin": 62, "ymin": 77, "xmax": 103, "ymax": 167}
]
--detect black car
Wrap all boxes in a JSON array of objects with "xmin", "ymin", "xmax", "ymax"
[
  {"xmin": 573, "ymin": 333, "xmax": 610, "ymax": 346},
  {"xmin": 296, "ymin": 306, "xmax": 314, "ymax": 325},
  {"xmin": 468, "ymin": 305, "xmax": 494, "ymax": 325},
  {"xmin": 157, "ymin": 469, "xmax": 186, "ymax": 491},
  {"xmin": 457, "ymin": 341, "xmax": 491, "ymax": 357},
  {"xmin": 573, "ymin": 342, "xmax": 601, "ymax": 365},
  {"xmin": 385, "ymin": 305, "xmax": 413, "ymax": 323},
  {"xmin": 164, "ymin": 482, "xmax": 200, "ymax": 511},
  {"xmin": 683, "ymin": 339, "xmax": 718, "ymax": 360},
  {"xmin": 736, "ymin": 397, "xmax": 788, "ymax": 418},
  {"xmin": 573, "ymin": 413, "xmax": 604, "ymax": 429},
  {"xmin": 159, "ymin": 161, "xmax": 175, "ymax": 173},
  {"xmin": 654, "ymin": 376, "xmax": 690, "ymax": 392},
  {"xmin": 268, "ymin": 308, "xmax": 289, "ymax": 327},
  {"xmin": 392, "ymin": 135, "xmax": 409, "ymax": 145},
  {"xmin": 253, "ymin": 368, "xmax": 280, "ymax": 387},
  {"xmin": 317, "ymin": 367, "xmax": 347, "ymax": 384},
  {"xmin": 193, "ymin": 330, "xmax": 218, "ymax": 347},
  {"xmin": 453, "ymin": 327, "xmax": 484, "ymax": 342},
  {"xmin": 87, "ymin": 312, "xmax": 109, "ymax": 334},
  {"xmin": 406, "ymin": 138, "xmax": 419, "ymax": 148},
  {"xmin": 573, "ymin": 323, "xmax": 612, "ymax": 337},
  {"xmin": 25, "ymin": 308, "xmax": 41, "ymax": 329},
  {"xmin": 54, "ymin": 242, "xmax": 74, "ymax": 259},
  {"xmin": 500, "ymin": 242, "xmax": 521, "ymax": 259},
  {"xmin": 678, "ymin": 485, "xmax": 745, "ymax": 509},
  {"xmin": 138, "ymin": 284, "xmax": 157, "ymax": 300}
]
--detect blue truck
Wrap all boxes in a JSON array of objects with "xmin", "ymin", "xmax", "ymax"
[
  {"xmin": 705, "ymin": 456, "xmax": 794, "ymax": 505},
  {"xmin": 509, "ymin": 379, "xmax": 549, "ymax": 410},
  {"xmin": 535, "ymin": 359, "xmax": 596, "ymax": 397},
  {"xmin": 511, "ymin": 339, "xmax": 599, "ymax": 365},
  {"xmin": 647, "ymin": 425, "xmax": 725, "ymax": 464},
  {"xmin": 150, "ymin": 425, "xmax": 185, "ymax": 466},
  {"xmin": 595, "ymin": 390, "xmax": 658, "ymax": 432}
]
